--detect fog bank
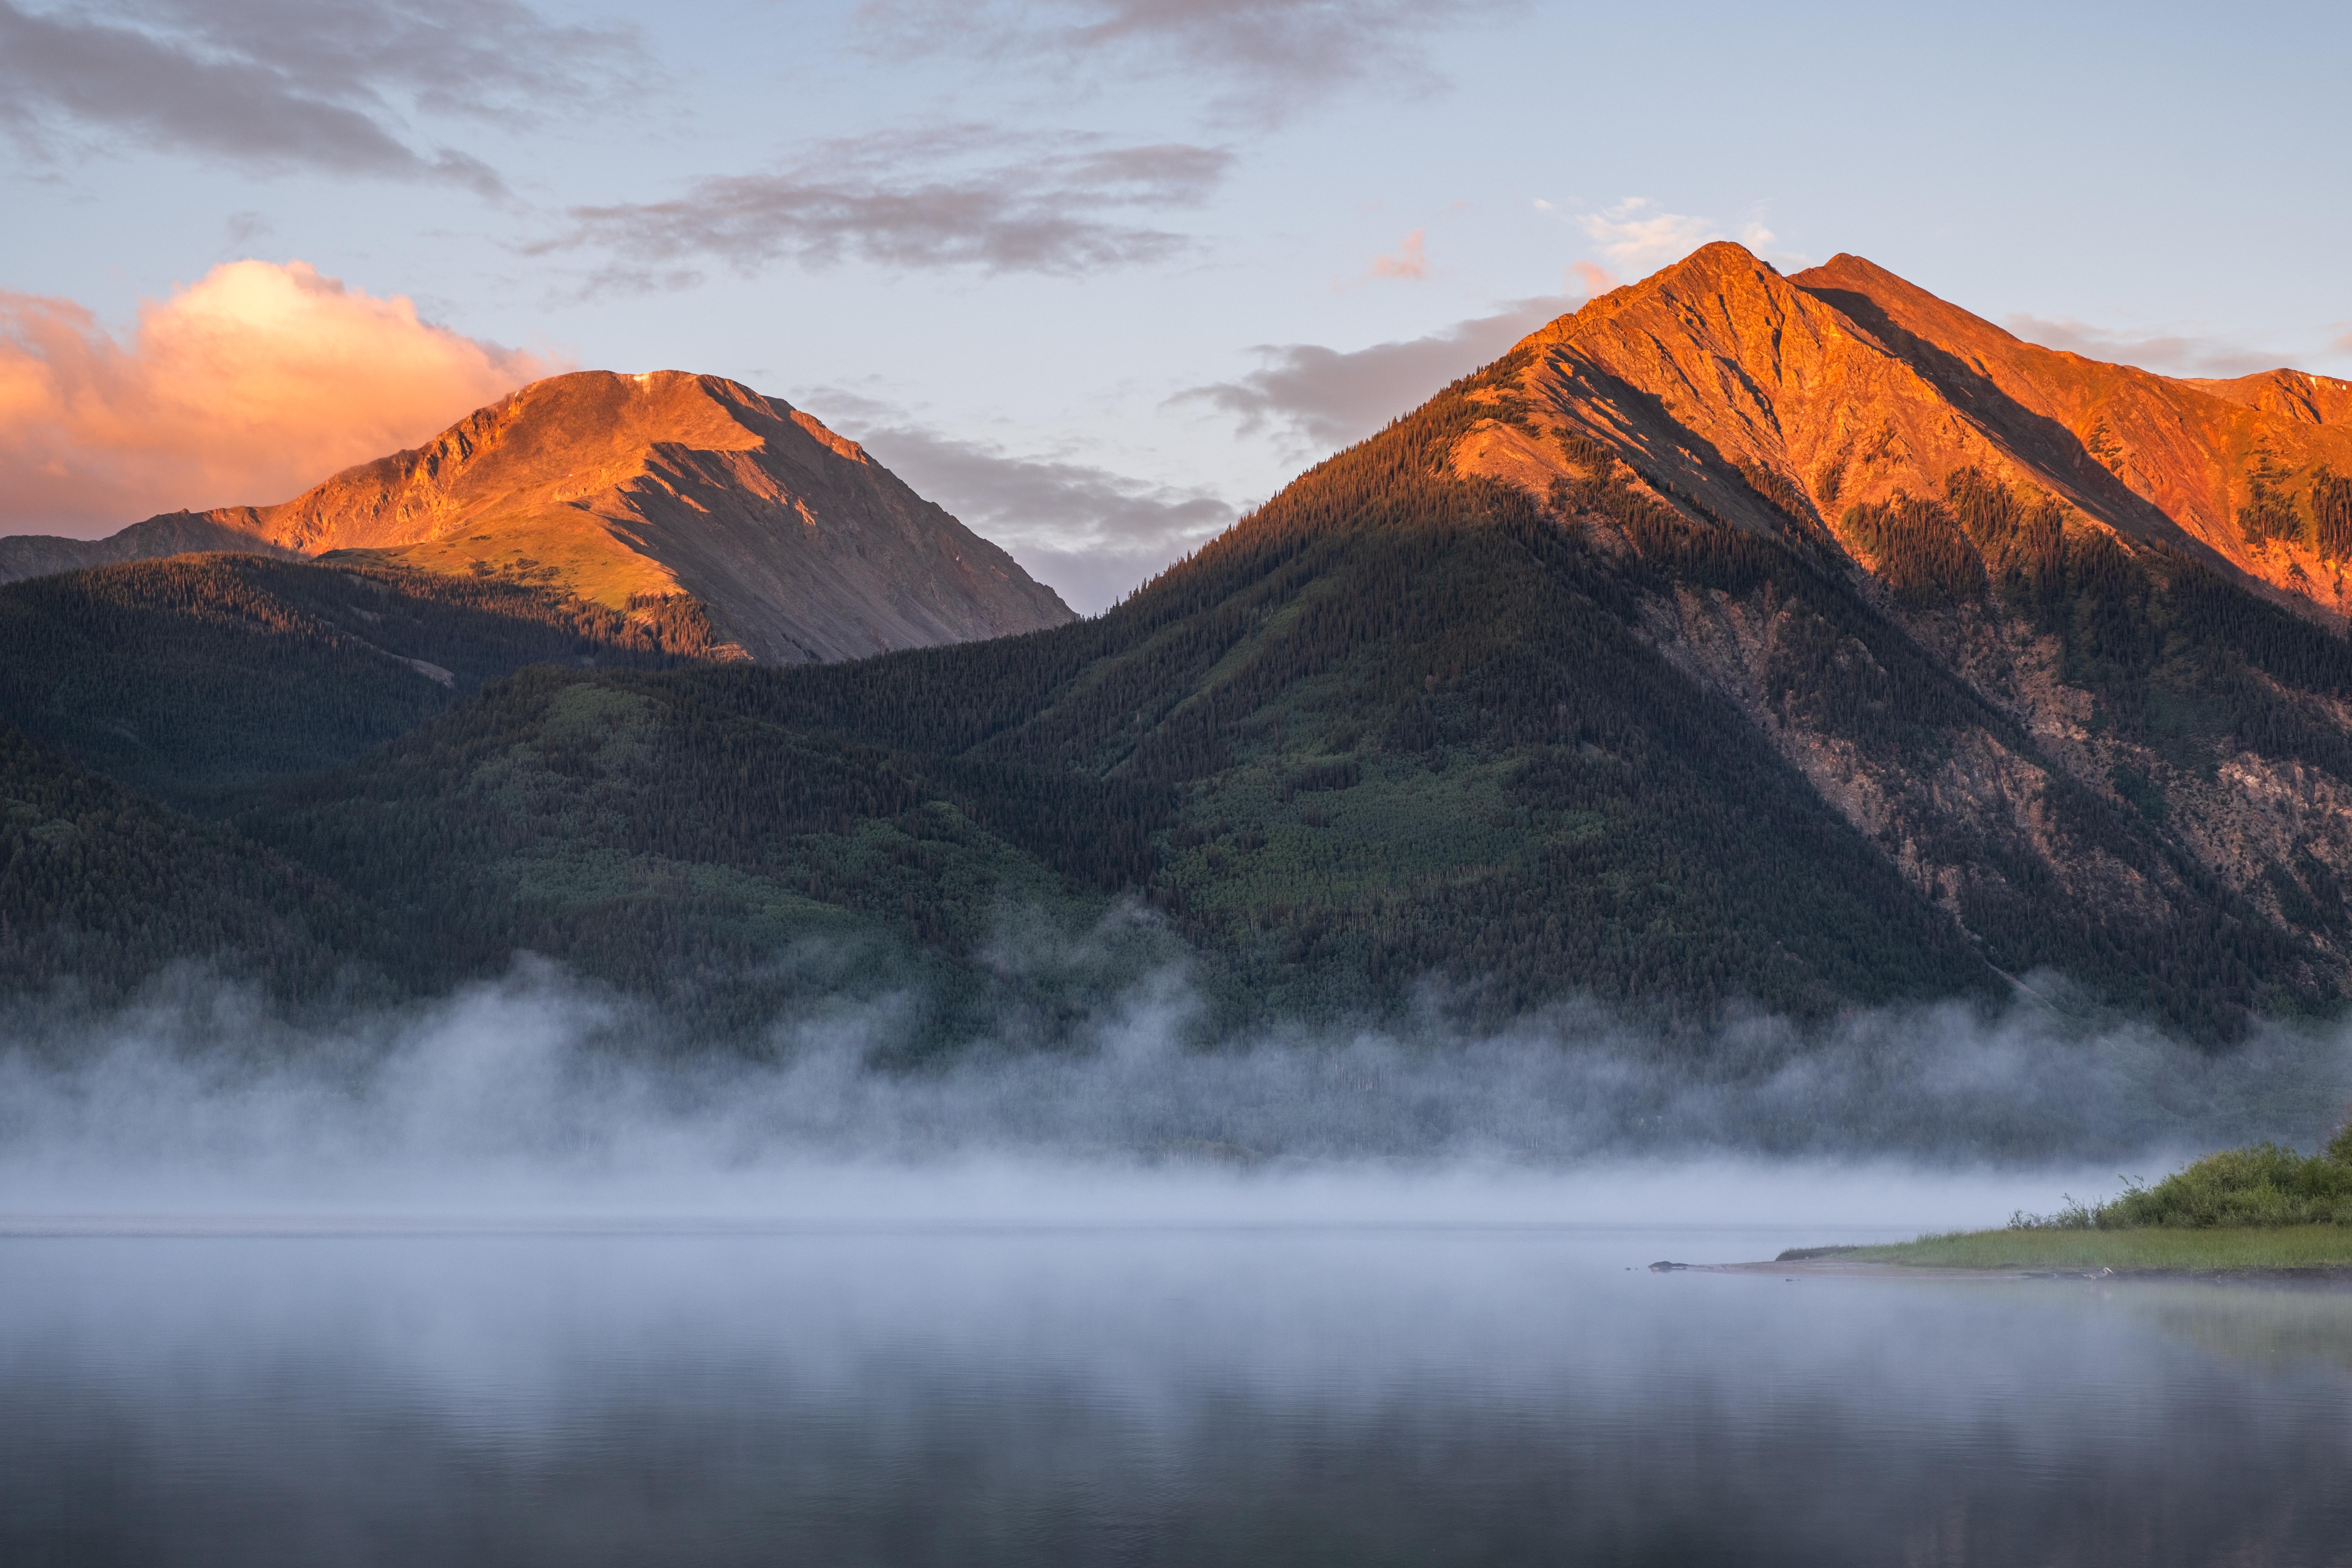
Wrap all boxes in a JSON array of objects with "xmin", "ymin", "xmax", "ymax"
[{"xmin": 1, "ymin": 956, "xmax": 2346, "ymax": 1225}]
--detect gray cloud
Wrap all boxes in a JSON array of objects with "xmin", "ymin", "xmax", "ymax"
[
  {"xmin": 0, "ymin": 0, "xmax": 639, "ymax": 192},
  {"xmin": 1174, "ymin": 292, "xmax": 1577, "ymax": 454},
  {"xmin": 545, "ymin": 128, "xmax": 1231, "ymax": 281},
  {"xmin": 811, "ymin": 388, "xmax": 1235, "ymax": 612},
  {"xmin": 855, "ymin": 0, "xmax": 1522, "ymax": 124},
  {"xmin": 2005, "ymin": 313, "xmax": 2289, "ymax": 380}
]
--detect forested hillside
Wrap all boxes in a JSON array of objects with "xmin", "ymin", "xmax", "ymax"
[
  {"xmin": 0, "ymin": 730, "xmax": 389, "ymax": 1009},
  {"xmin": 0, "ymin": 555, "xmax": 695, "ymax": 803}
]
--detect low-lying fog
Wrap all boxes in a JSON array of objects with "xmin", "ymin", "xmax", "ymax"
[{"xmin": 3, "ymin": 955, "xmax": 2346, "ymax": 1230}]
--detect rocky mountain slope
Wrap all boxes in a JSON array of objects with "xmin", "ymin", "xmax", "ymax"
[
  {"xmin": 2, "ymin": 371, "xmax": 1074, "ymax": 662},
  {"xmin": 1470, "ymin": 242, "xmax": 2352, "ymax": 619}
]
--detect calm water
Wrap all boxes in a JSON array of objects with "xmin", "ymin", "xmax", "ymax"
[{"xmin": 5, "ymin": 1219, "xmax": 2351, "ymax": 1566}]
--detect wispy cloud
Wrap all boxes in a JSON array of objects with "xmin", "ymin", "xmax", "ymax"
[
  {"xmin": 853, "ymin": 0, "xmax": 1521, "ymax": 124},
  {"xmin": 0, "ymin": 0, "xmax": 638, "ymax": 193},
  {"xmin": 0, "ymin": 261, "xmax": 560, "ymax": 532},
  {"xmin": 1364, "ymin": 228, "xmax": 1430, "ymax": 283},
  {"xmin": 807, "ymin": 390, "xmax": 1235, "ymax": 613},
  {"xmin": 541, "ymin": 128, "xmax": 1232, "ymax": 284},
  {"xmin": 2005, "ymin": 314, "xmax": 2287, "ymax": 379},
  {"xmin": 1567, "ymin": 260, "xmax": 1615, "ymax": 296},
  {"xmin": 1173, "ymin": 292, "xmax": 1580, "ymax": 455},
  {"xmin": 1576, "ymin": 198, "xmax": 1723, "ymax": 275}
]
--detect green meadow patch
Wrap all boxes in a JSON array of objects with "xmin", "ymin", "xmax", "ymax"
[{"xmin": 1850, "ymin": 1226, "xmax": 2352, "ymax": 1274}]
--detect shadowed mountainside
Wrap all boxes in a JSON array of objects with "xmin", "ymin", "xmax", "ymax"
[
  {"xmin": 2, "ymin": 371, "xmax": 1075, "ymax": 663},
  {"xmin": 0, "ymin": 554, "xmax": 699, "ymax": 804}
]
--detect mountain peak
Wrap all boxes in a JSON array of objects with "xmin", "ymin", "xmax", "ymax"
[
  {"xmin": 1471, "ymin": 247, "xmax": 2352, "ymax": 624},
  {"xmin": 10, "ymin": 369, "xmax": 1074, "ymax": 662}
]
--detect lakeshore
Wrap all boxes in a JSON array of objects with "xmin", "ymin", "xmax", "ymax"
[{"xmin": 1648, "ymin": 1226, "xmax": 2352, "ymax": 1281}]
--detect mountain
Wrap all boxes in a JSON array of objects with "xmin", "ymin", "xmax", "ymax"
[
  {"xmin": 0, "ymin": 513, "xmax": 300, "ymax": 584},
  {"xmin": 6, "ymin": 248, "xmax": 2351, "ymax": 1047},
  {"xmin": 1481, "ymin": 242, "xmax": 2352, "ymax": 619},
  {"xmin": 2, "ymin": 371, "xmax": 1075, "ymax": 662}
]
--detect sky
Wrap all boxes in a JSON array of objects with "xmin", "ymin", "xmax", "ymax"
[{"xmin": 3, "ymin": 0, "xmax": 2348, "ymax": 611}]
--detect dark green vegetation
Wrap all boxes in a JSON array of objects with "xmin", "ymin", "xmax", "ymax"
[
  {"xmin": 2011, "ymin": 1121, "xmax": 2352, "ymax": 1230},
  {"xmin": 0, "ymin": 555, "xmax": 694, "ymax": 804},
  {"xmin": 2238, "ymin": 448, "xmax": 2352, "ymax": 561},
  {"xmin": 5, "ymin": 353, "xmax": 2352, "ymax": 1047},
  {"xmin": 0, "ymin": 727, "xmax": 386, "ymax": 1007}
]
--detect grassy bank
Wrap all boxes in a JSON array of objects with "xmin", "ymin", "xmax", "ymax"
[
  {"xmin": 1845, "ymin": 1226, "xmax": 2352, "ymax": 1274},
  {"xmin": 1820, "ymin": 1124, "xmax": 2352, "ymax": 1273}
]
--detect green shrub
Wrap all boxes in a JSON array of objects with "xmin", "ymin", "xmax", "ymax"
[
  {"xmin": 2098, "ymin": 1134, "xmax": 2352, "ymax": 1228},
  {"xmin": 2009, "ymin": 1113, "xmax": 2352, "ymax": 1230}
]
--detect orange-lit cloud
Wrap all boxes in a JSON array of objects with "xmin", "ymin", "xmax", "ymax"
[
  {"xmin": 1576, "ymin": 198, "xmax": 1720, "ymax": 273},
  {"xmin": 1367, "ymin": 228, "xmax": 1430, "ymax": 281},
  {"xmin": 0, "ymin": 260, "xmax": 563, "ymax": 534},
  {"xmin": 1568, "ymin": 261, "xmax": 1615, "ymax": 296}
]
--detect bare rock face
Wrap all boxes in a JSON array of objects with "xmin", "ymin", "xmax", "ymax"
[
  {"xmin": 16, "ymin": 371, "xmax": 1074, "ymax": 663},
  {"xmin": 1463, "ymin": 241, "xmax": 2352, "ymax": 623}
]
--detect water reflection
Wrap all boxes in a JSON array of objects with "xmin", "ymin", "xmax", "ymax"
[{"xmin": 5, "ymin": 1225, "xmax": 2350, "ymax": 1566}]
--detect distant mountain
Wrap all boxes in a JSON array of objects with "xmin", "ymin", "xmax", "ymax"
[
  {"xmin": 2, "ymin": 371, "xmax": 1074, "ymax": 662},
  {"xmin": 6, "ymin": 252, "xmax": 2350, "ymax": 1046},
  {"xmin": 0, "ymin": 513, "xmax": 299, "ymax": 584}
]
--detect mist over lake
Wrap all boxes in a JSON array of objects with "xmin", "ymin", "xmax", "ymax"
[{"xmin": 10, "ymin": 1213, "xmax": 2352, "ymax": 1567}]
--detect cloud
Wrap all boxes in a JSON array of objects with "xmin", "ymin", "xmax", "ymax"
[
  {"xmin": 806, "ymin": 390, "xmax": 1235, "ymax": 613},
  {"xmin": 1365, "ymin": 228, "xmax": 1430, "ymax": 283},
  {"xmin": 1172, "ymin": 293, "xmax": 1580, "ymax": 455},
  {"xmin": 1567, "ymin": 261, "xmax": 1616, "ymax": 297},
  {"xmin": 1576, "ymin": 198, "xmax": 1723, "ymax": 275},
  {"xmin": 542, "ymin": 128, "xmax": 1233, "ymax": 282},
  {"xmin": 2004, "ymin": 314, "xmax": 2288, "ymax": 379},
  {"xmin": 854, "ymin": 0, "xmax": 1522, "ymax": 124},
  {"xmin": 0, "ymin": 260, "xmax": 562, "ymax": 533},
  {"xmin": 0, "ymin": 0, "xmax": 638, "ymax": 192}
]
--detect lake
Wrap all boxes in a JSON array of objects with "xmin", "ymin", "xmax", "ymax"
[{"xmin": 5, "ymin": 1190, "xmax": 2350, "ymax": 1566}]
